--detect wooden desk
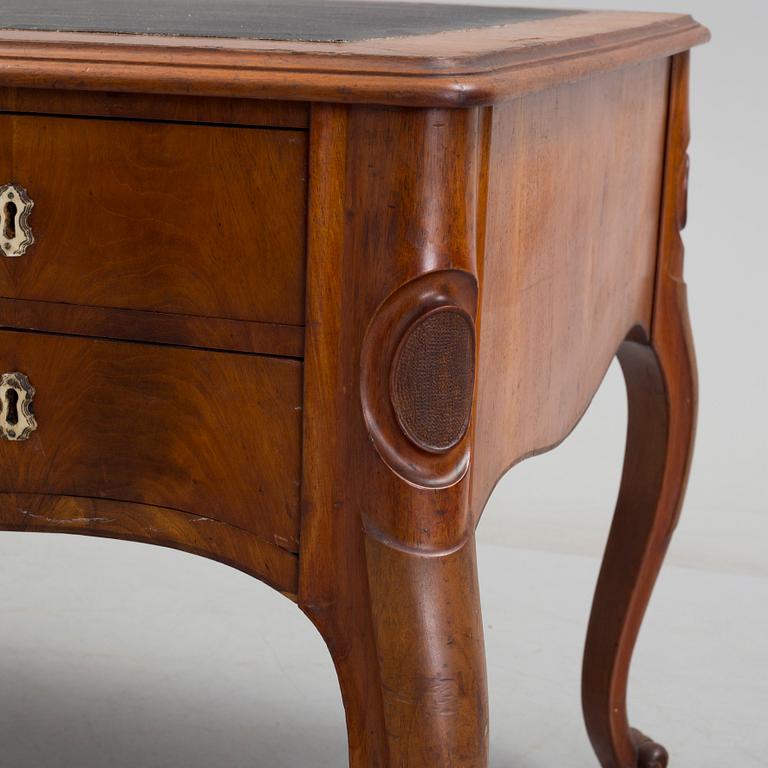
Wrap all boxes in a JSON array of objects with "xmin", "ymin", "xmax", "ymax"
[{"xmin": 0, "ymin": 3, "xmax": 709, "ymax": 766}]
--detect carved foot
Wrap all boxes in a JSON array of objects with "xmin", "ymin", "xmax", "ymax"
[{"xmin": 632, "ymin": 729, "xmax": 669, "ymax": 768}]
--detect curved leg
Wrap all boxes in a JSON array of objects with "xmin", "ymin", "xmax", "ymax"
[
  {"xmin": 365, "ymin": 533, "xmax": 489, "ymax": 767},
  {"xmin": 304, "ymin": 533, "xmax": 488, "ymax": 768},
  {"xmin": 300, "ymin": 102, "xmax": 489, "ymax": 767},
  {"xmin": 582, "ymin": 327, "xmax": 696, "ymax": 768},
  {"xmin": 301, "ymin": 534, "xmax": 390, "ymax": 768},
  {"xmin": 582, "ymin": 50, "xmax": 697, "ymax": 768}
]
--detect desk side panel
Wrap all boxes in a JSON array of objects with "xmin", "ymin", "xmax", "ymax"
[{"xmin": 472, "ymin": 58, "xmax": 671, "ymax": 519}]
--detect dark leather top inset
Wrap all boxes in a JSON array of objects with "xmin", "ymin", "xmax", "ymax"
[{"xmin": 0, "ymin": 1, "xmax": 579, "ymax": 42}]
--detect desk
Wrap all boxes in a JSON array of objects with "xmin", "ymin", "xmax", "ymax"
[{"xmin": 0, "ymin": 3, "xmax": 709, "ymax": 766}]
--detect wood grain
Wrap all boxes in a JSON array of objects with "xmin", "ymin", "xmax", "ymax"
[
  {"xmin": 0, "ymin": 12, "xmax": 709, "ymax": 107},
  {"xmin": 581, "ymin": 51, "xmax": 699, "ymax": 768},
  {"xmin": 0, "ymin": 330, "xmax": 303, "ymax": 551},
  {"xmin": 299, "ymin": 103, "xmax": 390, "ymax": 767},
  {"xmin": 298, "ymin": 61, "xmax": 698, "ymax": 766},
  {"xmin": 0, "ymin": 492, "xmax": 299, "ymax": 597},
  {"xmin": 0, "ymin": 114, "xmax": 307, "ymax": 326},
  {"xmin": 471, "ymin": 58, "xmax": 671, "ymax": 522},
  {"xmin": 0, "ymin": 296, "xmax": 305, "ymax": 357},
  {"xmin": 300, "ymin": 103, "xmax": 487, "ymax": 768},
  {"xmin": 0, "ymin": 86, "xmax": 309, "ymax": 128}
]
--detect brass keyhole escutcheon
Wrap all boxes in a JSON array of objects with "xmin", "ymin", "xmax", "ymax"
[
  {"xmin": 0, "ymin": 372, "xmax": 37, "ymax": 441},
  {"xmin": 0, "ymin": 183, "xmax": 35, "ymax": 258}
]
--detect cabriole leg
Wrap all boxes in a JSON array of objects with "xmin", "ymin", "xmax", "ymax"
[
  {"xmin": 582, "ymin": 328, "xmax": 696, "ymax": 768},
  {"xmin": 582, "ymin": 50, "xmax": 697, "ymax": 768},
  {"xmin": 304, "ymin": 532, "xmax": 488, "ymax": 768}
]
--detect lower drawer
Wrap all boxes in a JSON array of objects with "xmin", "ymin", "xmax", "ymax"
[{"xmin": 0, "ymin": 331, "xmax": 302, "ymax": 551}]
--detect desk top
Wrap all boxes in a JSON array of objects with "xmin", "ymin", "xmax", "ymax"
[
  {"xmin": 0, "ymin": 2, "xmax": 709, "ymax": 107},
  {"xmin": 0, "ymin": 1, "xmax": 579, "ymax": 43}
]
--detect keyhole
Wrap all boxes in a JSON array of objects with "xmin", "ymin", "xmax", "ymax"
[
  {"xmin": 4, "ymin": 387, "xmax": 19, "ymax": 426},
  {"xmin": 3, "ymin": 201, "xmax": 17, "ymax": 241}
]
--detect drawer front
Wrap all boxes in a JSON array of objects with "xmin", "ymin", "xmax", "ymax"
[
  {"xmin": 0, "ymin": 115, "xmax": 307, "ymax": 326},
  {"xmin": 0, "ymin": 331, "xmax": 302, "ymax": 551}
]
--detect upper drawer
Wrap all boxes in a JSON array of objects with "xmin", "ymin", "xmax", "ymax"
[{"xmin": 0, "ymin": 114, "xmax": 307, "ymax": 326}]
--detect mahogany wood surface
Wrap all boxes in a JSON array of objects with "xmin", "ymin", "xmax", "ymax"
[
  {"xmin": 582, "ymin": 52, "xmax": 698, "ymax": 768},
  {"xmin": 0, "ymin": 493, "xmax": 299, "ymax": 596},
  {"xmin": 0, "ymin": 12, "xmax": 709, "ymax": 106},
  {"xmin": 0, "ymin": 87, "xmax": 310, "ymax": 128},
  {"xmin": 0, "ymin": 297, "xmax": 305, "ymax": 357},
  {"xmin": 298, "ymin": 52, "xmax": 704, "ymax": 768},
  {"xmin": 0, "ymin": 5, "xmax": 709, "ymax": 767},
  {"xmin": 300, "ymin": 103, "xmax": 487, "ymax": 766},
  {"xmin": 471, "ymin": 57, "xmax": 670, "ymax": 520},
  {"xmin": 0, "ymin": 330, "xmax": 303, "ymax": 552},
  {"xmin": 0, "ymin": 113, "xmax": 307, "ymax": 328}
]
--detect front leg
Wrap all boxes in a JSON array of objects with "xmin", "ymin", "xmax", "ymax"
[
  {"xmin": 365, "ymin": 532, "xmax": 488, "ymax": 766},
  {"xmin": 306, "ymin": 269, "xmax": 489, "ymax": 767},
  {"xmin": 299, "ymin": 104, "xmax": 489, "ymax": 767}
]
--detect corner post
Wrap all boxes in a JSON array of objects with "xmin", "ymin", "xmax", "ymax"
[{"xmin": 300, "ymin": 103, "xmax": 488, "ymax": 767}]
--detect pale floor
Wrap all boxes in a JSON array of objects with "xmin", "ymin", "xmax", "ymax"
[{"xmin": 0, "ymin": 534, "xmax": 764, "ymax": 768}]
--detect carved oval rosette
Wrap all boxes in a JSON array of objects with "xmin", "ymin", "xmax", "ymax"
[{"xmin": 360, "ymin": 269, "xmax": 478, "ymax": 490}]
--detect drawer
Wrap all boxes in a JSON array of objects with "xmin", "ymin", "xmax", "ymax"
[
  {"xmin": 0, "ymin": 114, "xmax": 307, "ymax": 326},
  {"xmin": 0, "ymin": 330, "xmax": 302, "ymax": 551}
]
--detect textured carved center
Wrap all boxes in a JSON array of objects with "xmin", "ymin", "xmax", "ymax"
[{"xmin": 390, "ymin": 308, "xmax": 475, "ymax": 453}]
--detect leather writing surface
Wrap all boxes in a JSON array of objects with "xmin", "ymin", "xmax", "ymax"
[{"xmin": 0, "ymin": 1, "xmax": 578, "ymax": 42}]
